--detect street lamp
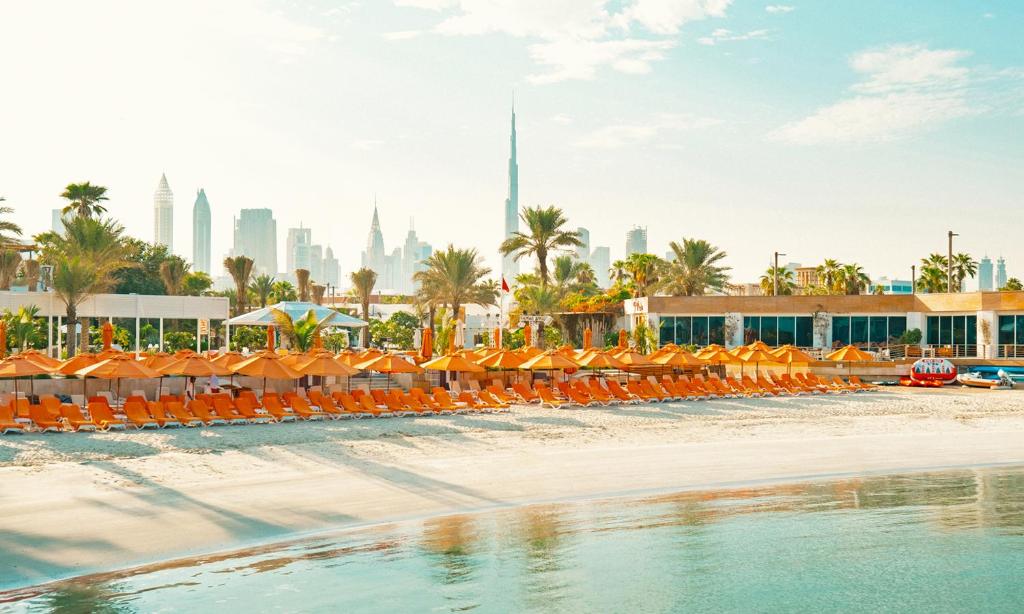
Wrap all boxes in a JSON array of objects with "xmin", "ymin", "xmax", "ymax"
[
  {"xmin": 773, "ymin": 252, "xmax": 787, "ymax": 296},
  {"xmin": 947, "ymin": 230, "xmax": 958, "ymax": 293}
]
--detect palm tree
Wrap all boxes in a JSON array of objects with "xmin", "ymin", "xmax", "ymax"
[
  {"xmin": 610, "ymin": 253, "xmax": 664, "ymax": 298},
  {"xmin": 271, "ymin": 280, "xmax": 297, "ymax": 302},
  {"xmin": 38, "ymin": 216, "xmax": 131, "ymax": 355},
  {"xmin": 660, "ymin": 239, "xmax": 731, "ymax": 296},
  {"xmin": 223, "ymin": 256, "xmax": 254, "ymax": 316},
  {"xmin": 0, "ymin": 200, "xmax": 23, "ymax": 247},
  {"xmin": 760, "ymin": 266, "xmax": 795, "ymax": 296},
  {"xmin": 916, "ymin": 265, "xmax": 947, "ymax": 293},
  {"xmin": 1001, "ymin": 278, "xmax": 1023, "ymax": 291},
  {"xmin": 311, "ymin": 284, "xmax": 326, "ymax": 305},
  {"xmin": 840, "ymin": 263, "xmax": 870, "ymax": 295},
  {"xmin": 0, "ymin": 249, "xmax": 22, "ymax": 290},
  {"xmin": 249, "ymin": 274, "xmax": 275, "ymax": 308},
  {"xmin": 499, "ymin": 206, "xmax": 582, "ymax": 287},
  {"xmin": 815, "ymin": 259, "xmax": 843, "ymax": 294},
  {"xmin": 21, "ymin": 258, "xmax": 41, "ymax": 292},
  {"xmin": 413, "ymin": 245, "xmax": 492, "ymax": 327},
  {"xmin": 350, "ymin": 267, "xmax": 377, "ymax": 346},
  {"xmin": 3, "ymin": 305, "xmax": 42, "ymax": 350},
  {"xmin": 159, "ymin": 258, "xmax": 189, "ymax": 295},
  {"xmin": 951, "ymin": 253, "xmax": 977, "ymax": 292},
  {"xmin": 295, "ymin": 269, "xmax": 311, "ymax": 301},
  {"xmin": 271, "ymin": 308, "xmax": 325, "ymax": 351},
  {"xmin": 60, "ymin": 182, "xmax": 109, "ymax": 218}
]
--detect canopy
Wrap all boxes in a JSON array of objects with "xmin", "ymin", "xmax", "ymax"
[
  {"xmin": 651, "ymin": 350, "xmax": 704, "ymax": 368},
  {"xmin": 77, "ymin": 355, "xmax": 160, "ymax": 379},
  {"xmin": 422, "ymin": 354, "xmax": 485, "ymax": 373},
  {"xmin": 140, "ymin": 352, "xmax": 178, "ymax": 370},
  {"xmin": 293, "ymin": 352, "xmax": 360, "ymax": 377},
  {"xmin": 356, "ymin": 354, "xmax": 424, "ymax": 374},
  {"xmin": 826, "ymin": 345, "xmax": 874, "ymax": 362},
  {"xmin": 520, "ymin": 350, "xmax": 578, "ymax": 371},
  {"xmin": 771, "ymin": 345, "xmax": 815, "ymax": 364},
  {"xmin": 17, "ymin": 349, "xmax": 61, "ymax": 369},
  {"xmin": 0, "ymin": 354, "xmax": 52, "ymax": 377},
  {"xmin": 476, "ymin": 349, "xmax": 525, "ymax": 369},
  {"xmin": 611, "ymin": 349, "xmax": 654, "ymax": 367},
  {"xmin": 737, "ymin": 348, "xmax": 776, "ymax": 364},
  {"xmin": 210, "ymin": 351, "xmax": 246, "ymax": 368},
  {"xmin": 576, "ymin": 350, "xmax": 626, "ymax": 370},
  {"xmin": 695, "ymin": 344, "xmax": 726, "ymax": 359},
  {"xmin": 515, "ymin": 346, "xmax": 543, "ymax": 360},
  {"xmin": 225, "ymin": 301, "xmax": 367, "ymax": 328},
  {"xmin": 702, "ymin": 349, "xmax": 739, "ymax": 365},
  {"xmin": 54, "ymin": 353, "xmax": 99, "ymax": 376},
  {"xmin": 159, "ymin": 356, "xmax": 233, "ymax": 377},
  {"xmin": 230, "ymin": 351, "xmax": 302, "ymax": 380}
]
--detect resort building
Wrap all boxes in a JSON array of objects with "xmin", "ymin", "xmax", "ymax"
[
  {"xmin": 192, "ymin": 188, "xmax": 211, "ymax": 274},
  {"xmin": 869, "ymin": 277, "xmax": 913, "ymax": 295},
  {"xmin": 153, "ymin": 173, "xmax": 174, "ymax": 252},
  {"xmin": 231, "ymin": 208, "xmax": 277, "ymax": 275},
  {"xmin": 502, "ymin": 106, "xmax": 519, "ymax": 280},
  {"xmin": 625, "ymin": 291, "xmax": 1024, "ymax": 359},
  {"xmin": 625, "ymin": 226, "xmax": 647, "ymax": 257},
  {"xmin": 795, "ymin": 267, "xmax": 817, "ymax": 292}
]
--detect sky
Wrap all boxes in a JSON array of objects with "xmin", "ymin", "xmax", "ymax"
[{"xmin": 1, "ymin": 0, "xmax": 1022, "ymax": 288}]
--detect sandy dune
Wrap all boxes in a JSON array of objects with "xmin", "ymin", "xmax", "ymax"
[{"xmin": 2, "ymin": 387, "xmax": 1023, "ymax": 590}]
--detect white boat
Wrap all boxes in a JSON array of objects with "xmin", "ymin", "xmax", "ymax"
[{"xmin": 957, "ymin": 372, "xmax": 1013, "ymax": 390}]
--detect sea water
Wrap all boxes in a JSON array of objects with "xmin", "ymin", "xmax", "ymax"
[{"xmin": 3, "ymin": 466, "xmax": 1024, "ymax": 613}]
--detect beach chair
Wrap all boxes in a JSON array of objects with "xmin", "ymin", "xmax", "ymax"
[
  {"xmin": 691, "ymin": 376, "xmax": 730, "ymax": 398},
  {"xmin": 626, "ymin": 380, "xmax": 658, "ymax": 402},
  {"xmin": 0, "ymin": 402, "xmax": 25, "ymax": 434},
  {"xmin": 409, "ymin": 388, "xmax": 444, "ymax": 413},
  {"xmin": 756, "ymin": 376, "xmax": 787, "ymax": 396},
  {"xmin": 486, "ymin": 385, "xmax": 515, "ymax": 404},
  {"xmin": 604, "ymin": 379, "xmax": 640, "ymax": 404},
  {"xmin": 456, "ymin": 391, "xmax": 488, "ymax": 411},
  {"xmin": 233, "ymin": 397, "xmax": 273, "ymax": 424},
  {"xmin": 187, "ymin": 400, "xmax": 229, "ymax": 425},
  {"xmin": 577, "ymin": 380, "xmax": 614, "ymax": 405},
  {"xmin": 830, "ymin": 376, "xmax": 861, "ymax": 392},
  {"xmin": 334, "ymin": 392, "xmax": 375, "ymax": 418},
  {"xmin": 557, "ymin": 381, "xmax": 596, "ymax": 406},
  {"xmin": 383, "ymin": 391, "xmax": 417, "ymax": 416},
  {"xmin": 87, "ymin": 402, "xmax": 127, "ymax": 431},
  {"xmin": 38, "ymin": 395, "xmax": 64, "ymax": 419},
  {"xmin": 402, "ymin": 393, "xmax": 437, "ymax": 415},
  {"xmin": 13, "ymin": 398, "xmax": 31, "ymax": 419},
  {"xmin": 849, "ymin": 376, "xmax": 878, "ymax": 391},
  {"xmin": 781, "ymin": 373, "xmax": 820, "ymax": 394},
  {"xmin": 768, "ymin": 373, "xmax": 805, "ymax": 396},
  {"xmin": 238, "ymin": 390, "xmax": 261, "ymax": 408},
  {"xmin": 660, "ymin": 377, "xmax": 695, "ymax": 401},
  {"xmin": 123, "ymin": 401, "xmax": 160, "ymax": 429},
  {"xmin": 808, "ymin": 374, "xmax": 847, "ymax": 393},
  {"xmin": 160, "ymin": 394, "xmax": 184, "ymax": 405},
  {"xmin": 511, "ymin": 383, "xmax": 539, "ymax": 404},
  {"xmin": 370, "ymin": 389, "xmax": 389, "ymax": 406},
  {"xmin": 290, "ymin": 397, "xmax": 327, "ymax": 420},
  {"xmin": 478, "ymin": 389, "xmax": 510, "ymax": 411},
  {"xmin": 646, "ymin": 376, "xmax": 681, "ymax": 401},
  {"xmin": 212, "ymin": 398, "xmax": 250, "ymax": 424},
  {"xmin": 29, "ymin": 404, "xmax": 64, "ymax": 432},
  {"xmin": 720, "ymin": 376, "xmax": 754, "ymax": 397},
  {"xmin": 262, "ymin": 395, "xmax": 299, "ymax": 422},
  {"xmin": 358, "ymin": 394, "xmax": 395, "ymax": 417},
  {"xmin": 309, "ymin": 392, "xmax": 348, "ymax": 419},
  {"xmin": 795, "ymin": 373, "xmax": 830, "ymax": 393},
  {"xmin": 56, "ymin": 403, "xmax": 100, "ymax": 431},
  {"xmin": 432, "ymin": 388, "xmax": 470, "ymax": 412},
  {"xmin": 534, "ymin": 384, "xmax": 569, "ymax": 409},
  {"xmin": 146, "ymin": 401, "xmax": 182, "ymax": 428},
  {"xmin": 165, "ymin": 401, "xmax": 204, "ymax": 427}
]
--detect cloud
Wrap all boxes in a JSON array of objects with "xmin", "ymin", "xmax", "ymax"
[
  {"xmin": 771, "ymin": 44, "xmax": 977, "ymax": 144},
  {"xmin": 550, "ymin": 113, "xmax": 574, "ymax": 124},
  {"xmin": 395, "ymin": 0, "xmax": 732, "ymax": 83},
  {"xmin": 575, "ymin": 113, "xmax": 721, "ymax": 148},
  {"xmin": 382, "ymin": 30, "xmax": 422, "ymax": 40},
  {"xmin": 697, "ymin": 28, "xmax": 769, "ymax": 46},
  {"xmin": 765, "ymin": 5, "xmax": 795, "ymax": 13}
]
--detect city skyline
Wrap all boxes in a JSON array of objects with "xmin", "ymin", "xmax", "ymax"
[{"xmin": 1, "ymin": 2, "xmax": 1022, "ymax": 285}]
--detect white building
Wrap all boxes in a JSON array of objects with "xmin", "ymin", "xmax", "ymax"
[
  {"xmin": 153, "ymin": 173, "xmax": 174, "ymax": 251},
  {"xmin": 231, "ymin": 209, "xmax": 277, "ymax": 275},
  {"xmin": 625, "ymin": 226, "xmax": 647, "ymax": 256}
]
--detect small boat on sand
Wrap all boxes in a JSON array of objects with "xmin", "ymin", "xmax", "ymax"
[{"xmin": 957, "ymin": 371, "xmax": 1014, "ymax": 390}]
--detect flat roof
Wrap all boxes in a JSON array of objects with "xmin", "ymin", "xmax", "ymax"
[
  {"xmin": 0, "ymin": 291, "xmax": 229, "ymax": 320},
  {"xmin": 630, "ymin": 291, "xmax": 1024, "ymax": 315}
]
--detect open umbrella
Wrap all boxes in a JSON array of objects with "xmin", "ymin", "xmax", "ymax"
[
  {"xmin": 0, "ymin": 354, "xmax": 52, "ymax": 401},
  {"xmin": 736, "ymin": 347, "xmax": 776, "ymax": 377},
  {"xmin": 76, "ymin": 354, "xmax": 161, "ymax": 403},
  {"xmin": 826, "ymin": 344, "xmax": 874, "ymax": 378},
  {"xmin": 702, "ymin": 348, "xmax": 739, "ymax": 378},
  {"xmin": 771, "ymin": 345, "xmax": 816, "ymax": 374},
  {"xmin": 520, "ymin": 349, "xmax": 578, "ymax": 384},
  {"xmin": 651, "ymin": 349, "xmax": 704, "ymax": 369},
  {"xmin": 18, "ymin": 349, "xmax": 61, "ymax": 370},
  {"xmin": 356, "ymin": 353, "xmax": 423, "ymax": 390},
  {"xmin": 158, "ymin": 354, "xmax": 232, "ymax": 398},
  {"xmin": 475, "ymin": 349, "xmax": 524, "ymax": 387},
  {"xmin": 576, "ymin": 349, "xmax": 627, "ymax": 379},
  {"xmin": 230, "ymin": 352, "xmax": 301, "ymax": 397}
]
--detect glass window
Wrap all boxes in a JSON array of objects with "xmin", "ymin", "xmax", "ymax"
[
  {"xmin": 796, "ymin": 317, "xmax": 813, "ymax": 347},
  {"xmin": 926, "ymin": 316, "xmax": 939, "ymax": 345},
  {"xmin": 939, "ymin": 317, "xmax": 952, "ymax": 345},
  {"xmin": 869, "ymin": 317, "xmax": 887, "ymax": 345},
  {"xmin": 999, "ymin": 316, "xmax": 1015, "ymax": 345},
  {"xmin": 760, "ymin": 317, "xmax": 778, "ymax": 346},
  {"xmin": 851, "ymin": 316, "xmax": 869, "ymax": 345},
  {"xmin": 1017, "ymin": 316, "xmax": 1024, "ymax": 346},
  {"xmin": 952, "ymin": 315, "xmax": 966, "ymax": 345},
  {"xmin": 675, "ymin": 317, "xmax": 691, "ymax": 345},
  {"xmin": 743, "ymin": 317, "xmax": 759, "ymax": 344},
  {"xmin": 832, "ymin": 317, "xmax": 850, "ymax": 346},
  {"xmin": 888, "ymin": 317, "xmax": 906, "ymax": 342},
  {"xmin": 709, "ymin": 316, "xmax": 726, "ymax": 346},
  {"xmin": 777, "ymin": 317, "xmax": 795, "ymax": 345},
  {"xmin": 692, "ymin": 317, "xmax": 709, "ymax": 346},
  {"xmin": 659, "ymin": 317, "xmax": 675, "ymax": 346},
  {"xmin": 966, "ymin": 316, "xmax": 977, "ymax": 345}
]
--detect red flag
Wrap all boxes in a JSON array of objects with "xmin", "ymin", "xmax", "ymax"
[{"xmin": 501, "ymin": 277, "xmax": 510, "ymax": 293}]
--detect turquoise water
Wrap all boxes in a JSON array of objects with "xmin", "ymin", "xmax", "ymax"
[{"xmin": 4, "ymin": 467, "xmax": 1024, "ymax": 613}]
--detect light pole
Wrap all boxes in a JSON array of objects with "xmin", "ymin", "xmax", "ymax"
[
  {"xmin": 773, "ymin": 252, "xmax": 786, "ymax": 296},
  {"xmin": 911, "ymin": 265, "xmax": 916, "ymax": 295},
  {"xmin": 947, "ymin": 230, "xmax": 958, "ymax": 292}
]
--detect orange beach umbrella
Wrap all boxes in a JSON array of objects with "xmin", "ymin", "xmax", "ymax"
[
  {"xmin": 422, "ymin": 354, "xmax": 485, "ymax": 373},
  {"xmin": 826, "ymin": 345, "xmax": 874, "ymax": 362},
  {"xmin": 0, "ymin": 354, "xmax": 53, "ymax": 398}
]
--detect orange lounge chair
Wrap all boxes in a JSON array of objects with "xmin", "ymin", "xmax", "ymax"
[
  {"xmin": 782, "ymin": 373, "xmax": 820, "ymax": 394},
  {"xmin": 457, "ymin": 391, "xmax": 488, "ymax": 411},
  {"xmin": 534, "ymin": 384, "xmax": 569, "ymax": 409},
  {"xmin": 795, "ymin": 372, "xmax": 830, "ymax": 393},
  {"xmin": 557, "ymin": 381, "xmax": 597, "ymax": 406},
  {"xmin": 165, "ymin": 401, "xmax": 204, "ymax": 427},
  {"xmin": 487, "ymin": 385, "xmax": 515, "ymax": 404},
  {"xmin": 689, "ymin": 376, "xmax": 728, "ymax": 399},
  {"xmin": 478, "ymin": 390, "xmax": 510, "ymax": 410},
  {"xmin": 604, "ymin": 379, "xmax": 640, "ymax": 403},
  {"xmin": 0, "ymin": 402, "xmax": 25, "ymax": 434},
  {"xmin": 262, "ymin": 395, "xmax": 300, "ymax": 422},
  {"xmin": 830, "ymin": 376, "xmax": 860, "ymax": 392},
  {"xmin": 57, "ymin": 403, "xmax": 100, "ymax": 432},
  {"xmin": 646, "ymin": 376, "xmax": 680, "ymax": 401},
  {"xmin": 626, "ymin": 380, "xmax": 659, "ymax": 402},
  {"xmin": 145, "ymin": 401, "xmax": 182, "ymax": 427},
  {"xmin": 720, "ymin": 376, "xmax": 754, "ymax": 397},
  {"xmin": 511, "ymin": 383, "xmax": 540, "ymax": 404},
  {"xmin": 13, "ymin": 398, "xmax": 31, "ymax": 419},
  {"xmin": 808, "ymin": 373, "xmax": 847, "ymax": 393},
  {"xmin": 123, "ymin": 401, "xmax": 160, "ymax": 429},
  {"xmin": 88, "ymin": 402, "xmax": 127, "ymax": 431},
  {"xmin": 38, "ymin": 395, "xmax": 64, "ymax": 419},
  {"xmin": 29, "ymin": 404, "xmax": 64, "ymax": 432},
  {"xmin": 383, "ymin": 391, "xmax": 418, "ymax": 416},
  {"xmin": 290, "ymin": 397, "xmax": 327, "ymax": 420},
  {"xmin": 310, "ymin": 392, "xmax": 348, "ymax": 419},
  {"xmin": 358, "ymin": 394, "xmax": 395, "ymax": 417},
  {"xmin": 432, "ymin": 388, "xmax": 470, "ymax": 412},
  {"xmin": 849, "ymin": 376, "xmax": 878, "ymax": 391},
  {"xmin": 578, "ymin": 380, "xmax": 615, "ymax": 405},
  {"xmin": 409, "ymin": 388, "xmax": 445, "ymax": 413},
  {"xmin": 237, "ymin": 390, "xmax": 261, "ymax": 408},
  {"xmin": 187, "ymin": 400, "xmax": 228, "ymax": 425},
  {"xmin": 663, "ymin": 377, "xmax": 697, "ymax": 400},
  {"xmin": 402, "ymin": 393, "xmax": 436, "ymax": 415},
  {"xmin": 334, "ymin": 392, "xmax": 375, "ymax": 418},
  {"xmin": 756, "ymin": 376, "xmax": 787, "ymax": 396},
  {"xmin": 370, "ymin": 389, "xmax": 389, "ymax": 406},
  {"xmin": 233, "ymin": 397, "xmax": 273, "ymax": 423},
  {"xmin": 768, "ymin": 373, "xmax": 805, "ymax": 396},
  {"xmin": 212, "ymin": 398, "xmax": 250, "ymax": 424}
]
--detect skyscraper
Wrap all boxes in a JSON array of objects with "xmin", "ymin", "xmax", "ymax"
[
  {"xmin": 402, "ymin": 221, "xmax": 422, "ymax": 294},
  {"xmin": 309, "ymin": 244, "xmax": 324, "ymax": 282},
  {"xmin": 625, "ymin": 226, "xmax": 647, "ymax": 256},
  {"xmin": 232, "ymin": 209, "xmax": 277, "ymax": 275},
  {"xmin": 153, "ymin": 173, "xmax": 174, "ymax": 251},
  {"xmin": 997, "ymin": 257, "xmax": 1008, "ymax": 289},
  {"xmin": 361, "ymin": 203, "xmax": 402, "ymax": 291},
  {"xmin": 323, "ymin": 246, "xmax": 340, "ymax": 287},
  {"xmin": 286, "ymin": 226, "xmax": 312, "ymax": 273},
  {"xmin": 51, "ymin": 209, "xmax": 64, "ymax": 234},
  {"xmin": 575, "ymin": 227, "xmax": 590, "ymax": 262},
  {"xmin": 591, "ymin": 246, "xmax": 611, "ymax": 288},
  {"xmin": 978, "ymin": 256, "xmax": 994, "ymax": 291},
  {"xmin": 192, "ymin": 188, "xmax": 211, "ymax": 274},
  {"xmin": 502, "ymin": 105, "xmax": 519, "ymax": 280}
]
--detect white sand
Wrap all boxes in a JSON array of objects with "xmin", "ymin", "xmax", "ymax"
[{"xmin": 2, "ymin": 387, "xmax": 1024, "ymax": 589}]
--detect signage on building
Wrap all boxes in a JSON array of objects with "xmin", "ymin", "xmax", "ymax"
[{"xmin": 198, "ymin": 319, "xmax": 209, "ymax": 336}]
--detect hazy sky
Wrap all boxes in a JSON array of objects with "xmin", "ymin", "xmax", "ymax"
[{"xmin": 1, "ymin": 1, "xmax": 1021, "ymax": 287}]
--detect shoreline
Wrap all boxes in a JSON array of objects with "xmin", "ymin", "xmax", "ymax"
[{"xmin": 2, "ymin": 387, "xmax": 1024, "ymax": 590}]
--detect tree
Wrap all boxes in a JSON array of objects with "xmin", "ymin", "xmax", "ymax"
[
  {"xmin": 163, "ymin": 331, "xmax": 196, "ymax": 352},
  {"xmin": 112, "ymin": 239, "xmax": 173, "ymax": 295},
  {"xmin": 223, "ymin": 256, "xmax": 254, "ymax": 316},
  {"xmin": 182, "ymin": 271, "xmax": 213, "ymax": 296},
  {"xmin": 660, "ymin": 239, "xmax": 731, "ymax": 296},
  {"xmin": 760, "ymin": 265, "xmax": 795, "ymax": 296},
  {"xmin": 159, "ymin": 257, "xmax": 189, "ymax": 295},
  {"xmin": 1000, "ymin": 278, "xmax": 1023, "ymax": 291},
  {"xmin": 951, "ymin": 253, "xmax": 978, "ymax": 292},
  {"xmin": 60, "ymin": 182, "xmax": 109, "ymax": 218},
  {"xmin": 611, "ymin": 253, "xmax": 664, "ymax": 298},
  {"xmin": 311, "ymin": 284, "xmax": 326, "ymax": 305},
  {"xmin": 916, "ymin": 265, "xmax": 947, "ymax": 293},
  {"xmin": 271, "ymin": 280, "xmax": 297, "ymax": 303},
  {"xmin": 295, "ymin": 269, "xmax": 311, "ymax": 301},
  {"xmin": 813, "ymin": 259, "xmax": 843, "ymax": 294},
  {"xmin": 350, "ymin": 267, "xmax": 377, "ymax": 346},
  {"xmin": 0, "ymin": 249, "xmax": 22, "ymax": 290},
  {"xmin": 249, "ymin": 274, "xmax": 275, "ymax": 308},
  {"xmin": 413, "ymin": 245, "xmax": 493, "ymax": 329},
  {"xmin": 499, "ymin": 205, "xmax": 582, "ymax": 287},
  {"xmin": 36, "ymin": 216, "xmax": 130, "ymax": 355},
  {"xmin": 230, "ymin": 326, "xmax": 266, "ymax": 352},
  {"xmin": 839, "ymin": 263, "xmax": 870, "ymax": 295},
  {"xmin": 368, "ymin": 311, "xmax": 419, "ymax": 349},
  {"xmin": 21, "ymin": 258, "xmax": 41, "ymax": 292},
  {"xmin": 271, "ymin": 308, "xmax": 325, "ymax": 352},
  {"xmin": 3, "ymin": 305, "xmax": 42, "ymax": 351},
  {"xmin": 0, "ymin": 201, "xmax": 23, "ymax": 247}
]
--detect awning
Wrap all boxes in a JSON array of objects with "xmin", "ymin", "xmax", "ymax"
[{"xmin": 224, "ymin": 301, "xmax": 367, "ymax": 328}]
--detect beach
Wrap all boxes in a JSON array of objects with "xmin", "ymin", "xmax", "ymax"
[{"xmin": 2, "ymin": 387, "xmax": 1024, "ymax": 590}]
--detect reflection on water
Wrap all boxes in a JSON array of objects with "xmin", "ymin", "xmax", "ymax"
[{"xmin": 4, "ymin": 466, "xmax": 1024, "ymax": 613}]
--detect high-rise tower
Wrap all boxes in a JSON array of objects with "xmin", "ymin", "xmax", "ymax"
[
  {"xmin": 502, "ymin": 104, "xmax": 519, "ymax": 280},
  {"xmin": 192, "ymin": 188, "xmax": 211, "ymax": 274},
  {"xmin": 997, "ymin": 257, "xmax": 1008, "ymax": 289},
  {"xmin": 979, "ymin": 256, "xmax": 994, "ymax": 291},
  {"xmin": 154, "ymin": 173, "xmax": 174, "ymax": 251}
]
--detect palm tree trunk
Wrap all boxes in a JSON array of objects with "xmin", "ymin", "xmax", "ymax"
[
  {"xmin": 65, "ymin": 305, "xmax": 78, "ymax": 356},
  {"xmin": 361, "ymin": 300, "xmax": 370, "ymax": 346},
  {"xmin": 428, "ymin": 305, "xmax": 436, "ymax": 333}
]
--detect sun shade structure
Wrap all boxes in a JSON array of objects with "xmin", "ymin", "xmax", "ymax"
[
  {"xmin": 225, "ymin": 301, "xmax": 367, "ymax": 328},
  {"xmin": 575, "ymin": 350, "xmax": 626, "ymax": 370},
  {"xmin": 210, "ymin": 351, "xmax": 246, "ymax": 368},
  {"xmin": 475, "ymin": 349, "xmax": 525, "ymax": 370},
  {"xmin": 702, "ymin": 349, "xmax": 739, "ymax": 365},
  {"xmin": 140, "ymin": 352, "xmax": 177, "ymax": 370},
  {"xmin": 695, "ymin": 344, "xmax": 726, "ymax": 359},
  {"xmin": 230, "ymin": 352, "xmax": 302, "ymax": 380},
  {"xmin": 611, "ymin": 349, "xmax": 654, "ymax": 368},
  {"xmin": 293, "ymin": 351, "xmax": 361, "ymax": 377},
  {"xmin": 0, "ymin": 354, "xmax": 53, "ymax": 399},
  {"xmin": 520, "ymin": 350, "xmax": 579, "ymax": 371},
  {"xmin": 17, "ymin": 349, "xmax": 61, "ymax": 370},
  {"xmin": 56, "ymin": 354, "xmax": 100, "ymax": 374},
  {"xmin": 770, "ymin": 345, "xmax": 816, "ymax": 374},
  {"xmin": 651, "ymin": 349, "xmax": 704, "ymax": 368},
  {"xmin": 422, "ymin": 354, "xmax": 485, "ymax": 373},
  {"xmin": 357, "ymin": 354, "xmax": 425, "ymax": 374},
  {"xmin": 826, "ymin": 345, "xmax": 874, "ymax": 362},
  {"xmin": 736, "ymin": 347, "xmax": 777, "ymax": 376},
  {"xmin": 77, "ymin": 355, "xmax": 161, "ymax": 380},
  {"xmin": 515, "ymin": 346, "xmax": 543, "ymax": 360},
  {"xmin": 159, "ymin": 356, "xmax": 233, "ymax": 377}
]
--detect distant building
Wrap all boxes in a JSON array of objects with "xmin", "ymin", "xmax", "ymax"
[
  {"xmin": 590, "ymin": 246, "xmax": 610, "ymax": 288},
  {"xmin": 575, "ymin": 227, "xmax": 590, "ymax": 262},
  {"xmin": 870, "ymin": 277, "xmax": 914, "ymax": 295},
  {"xmin": 309, "ymin": 244, "xmax": 324, "ymax": 282},
  {"xmin": 625, "ymin": 226, "xmax": 647, "ymax": 257},
  {"xmin": 286, "ymin": 226, "xmax": 312, "ymax": 274},
  {"xmin": 997, "ymin": 257, "xmax": 1008, "ymax": 289},
  {"xmin": 728, "ymin": 283, "xmax": 763, "ymax": 297},
  {"xmin": 795, "ymin": 267, "xmax": 818, "ymax": 291},
  {"xmin": 502, "ymin": 106, "xmax": 520, "ymax": 280},
  {"xmin": 401, "ymin": 221, "xmax": 433, "ymax": 294},
  {"xmin": 360, "ymin": 204, "xmax": 402, "ymax": 291},
  {"xmin": 50, "ymin": 209, "xmax": 64, "ymax": 234},
  {"xmin": 323, "ymin": 247, "xmax": 340, "ymax": 287},
  {"xmin": 232, "ymin": 209, "xmax": 277, "ymax": 275},
  {"xmin": 978, "ymin": 256, "xmax": 994, "ymax": 291},
  {"xmin": 192, "ymin": 189, "xmax": 211, "ymax": 274},
  {"xmin": 153, "ymin": 173, "xmax": 174, "ymax": 251}
]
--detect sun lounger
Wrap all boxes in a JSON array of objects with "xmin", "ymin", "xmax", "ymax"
[
  {"xmin": 402, "ymin": 393, "xmax": 437, "ymax": 415},
  {"xmin": 382, "ymin": 391, "xmax": 417, "ymax": 416},
  {"xmin": 511, "ymin": 383, "xmax": 539, "ymax": 404},
  {"xmin": 456, "ymin": 391, "xmax": 488, "ymax": 411},
  {"xmin": 123, "ymin": 401, "xmax": 160, "ymax": 429},
  {"xmin": 557, "ymin": 381, "xmax": 597, "ymax": 406},
  {"xmin": 262, "ymin": 395, "xmax": 299, "ymax": 422},
  {"xmin": 534, "ymin": 384, "xmax": 569, "ymax": 409},
  {"xmin": 849, "ymin": 375, "xmax": 878, "ymax": 391},
  {"xmin": 290, "ymin": 397, "xmax": 327, "ymax": 420},
  {"xmin": 478, "ymin": 390, "xmax": 510, "ymax": 410},
  {"xmin": 626, "ymin": 380, "xmax": 658, "ymax": 401},
  {"xmin": 433, "ymin": 388, "xmax": 470, "ymax": 412},
  {"xmin": 0, "ymin": 403, "xmax": 25, "ymax": 434},
  {"xmin": 145, "ymin": 401, "xmax": 182, "ymax": 427},
  {"xmin": 768, "ymin": 373, "xmax": 805, "ymax": 395},
  {"xmin": 645, "ymin": 376, "xmax": 681, "ymax": 401},
  {"xmin": 309, "ymin": 392, "xmax": 349, "ymax": 419},
  {"xmin": 187, "ymin": 400, "xmax": 228, "ymax": 425},
  {"xmin": 88, "ymin": 402, "xmax": 127, "ymax": 431},
  {"xmin": 231, "ymin": 397, "xmax": 272, "ymax": 423},
  {"xmin": 807, "ymin": 373, "xmax": 847, "ymax": 393},
  {"xmin": 56, "ymin": 402, "xmax": 100, "ymax": 431},
  {"xmin": 359, "ymin": 393, "xmax": 396, "ymax": 417},
  {"xmin": 756, "ymin": 376, "xmax": 787, "ymax": 396},
  {"xmin": 781, "ymin": 373, "xmax": 820, "ymax": 394},
  {"xmin": 794, "ymin": 373, "xmax": 830, "ymax": 393},
  {"xmin": 689, "ymin": 376, "xmax": 729, "ymax": 398},
  {"xmin": 13, "ymin": 398, "xmax": 31, "ymax": 419},
  {"xmin": 238, "ymin": 390, "xmax": 261, "ymax": 408},
  {"xmin": 333, "ymin": 392, "xmax": 375, "ymax": 418},
  {"xmin": 577, "ymin": 380, "xmax": 615, "ymax": 405},
  {"xmin": 830, "ymin": 376, "xmax": 861, "ymax": 392},
  {"xmin": 29, "ymin": 404, "xmax": 64, "ymax": 432},
  {"xmin": 166, "ymin": 401, "xmax": 204, "ymax": 427},
  {"xmin": 212, "ymin": 398, "xmax": 250, "ymax": 424},
  {"xmin": 487, "ymin": 385, "xmax": 515, "ymax": 404},
  {"xmin": 604, "ymin": 379, "xmax": 640, "ymax": 403},
  {"xmin": 39, "ymin": 395, "xmax": 64, "ymax": 419}
]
